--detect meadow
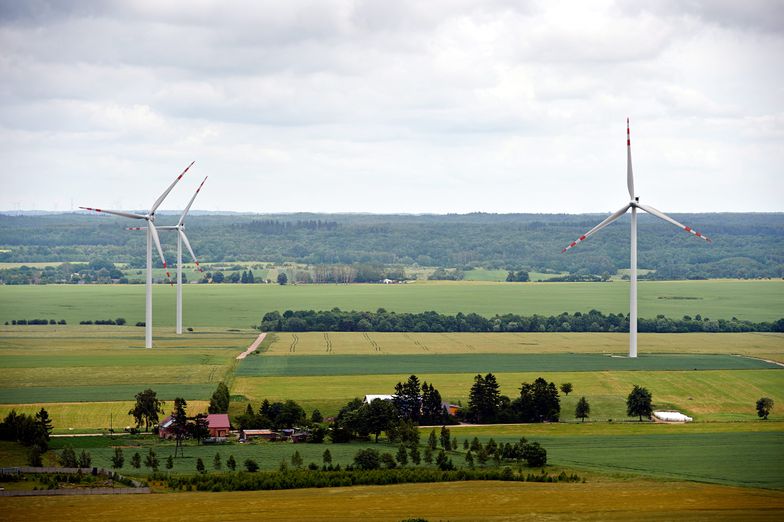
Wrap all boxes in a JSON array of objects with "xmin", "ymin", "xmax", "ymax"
[{"xmin": 1, "ymin": 278, "xmax": 782, "ymax": 328}]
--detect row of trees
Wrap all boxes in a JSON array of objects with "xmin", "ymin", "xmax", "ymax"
[
  {"xmin": 0, "ymin": 408, "xmax": 53, "ymax": 465},
  {"xmin": 258, "ymin": 308, "xmax": 784, "ymax": 333}
]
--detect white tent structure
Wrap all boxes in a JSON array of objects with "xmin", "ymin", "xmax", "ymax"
[
  {"xmin": 81, "ymin": 162, "xmax": 194, "ymax": 348},
  {"xmin": 562, "ymin": 121, "xmax": 711, "ymax": 357}
]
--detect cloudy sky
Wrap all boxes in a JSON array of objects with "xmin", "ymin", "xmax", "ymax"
[{"xmin": 1, "ymin": 0, "xmax": 782, "ymax": 214}]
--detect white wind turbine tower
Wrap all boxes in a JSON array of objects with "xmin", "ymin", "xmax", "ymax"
[
  {"xmin": 561, "ymin": 120, "xmax": 711, "ymax": 358},
  {"xmin": 81, "ymin": 162, "xmax": 195, "ymax": 348},
  {"xmin": 151, "ymin": 176, "xmax": 208, "ymax": 334}
]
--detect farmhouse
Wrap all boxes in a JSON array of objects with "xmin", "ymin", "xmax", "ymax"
[
  {"xmin": 158, "ymin": 413, "xmax": 232, "ymax": 439},
  {"xmin": 240, "ymin": 429, "xmax": 279, "ymax": 441}
]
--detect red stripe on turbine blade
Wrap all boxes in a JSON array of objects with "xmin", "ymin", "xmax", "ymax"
[
  {"xmin": 695, "ymin": 232, "xmax": 702, "ymax": 237},
  {"xmin": 684, "ymin": 226, "xmax": 691, "ymax": 232},
  {"xmin": 163, "ymin": 262, "xmax": 167, "ymax": 268},
  {"xmin": 561, "ymin": 248, "xmax": 567, "ymax": 253},
  {"xmin": 579, "ymin": 235, "xmax": 586, "ymax": 241},
  {"xmin": 570, "ymin": 242, "xmax": 576, "ymax": 247}
]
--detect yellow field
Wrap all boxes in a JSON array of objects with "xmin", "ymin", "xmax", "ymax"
[
  {"xmin": 0, "ymin": 401, "xmax": 209, "ymax": 431},
  {"xmin": 264, "ymin": 331, "xmax": 784, "ymax": 362},
  {"xmin": 232, "ymin": 369, "xmax": 784, "ymax": 421},
  {"xmin": 2, "ymin": 480, "xmax": 783, "ymax": 521}
]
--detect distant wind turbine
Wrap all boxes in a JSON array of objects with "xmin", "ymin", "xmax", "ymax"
[
  {"xmin": 152, "ymin": 176, "xmax": 207, "ymax": 334},
  {"xmin": 81, "ymin": 161, "xmax": 195, "ymax": 348},
  {"xmin": 561, "ymin": 121, "xmax": 711, "ymax": 357}
]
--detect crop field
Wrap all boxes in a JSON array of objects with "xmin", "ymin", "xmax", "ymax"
[
  {"xmin": 1, "ymin": 278, "xmax": 782, "ymax": 327},
  {"xmin": 232, "ymin": 368, "xmax": 784, "ymax": 421},
  {"xmin": 0, "ymin": 326, "xmax": 251, "ymax": 425},
  {"xmin": 262, "ymin": 331, "xmax": 784, "ymax": 360},
  {"xmin": 2, "ymin": 480, "xmax": 783, "ymax": 521}
]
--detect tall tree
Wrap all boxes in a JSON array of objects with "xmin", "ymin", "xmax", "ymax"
[
  {"xmin": 364, "ymin": 399, "xmax": 397, "ymax": 443},
  {"xmin": 421, "ymin": 382, "xmax": 445, "ymax": 425},
  {"xmin": 191, "ymin": 413, "xmax": 210, "ymax": 444},
  {"xmin": 128, "ymin": 389, "xmax": 164, "ymax": 432},
  {"xmin": 575, "ymin": 396, "xmax": 590, "ymax": 422},
  {"xmin": 518, "ymin": 377, "xmax": 561, "ymax": 422},
  {"xmin": 393, "ymin": 375, "xmax": 421, "ymax": 421},
  {"xmin": 208, "ymin": 382, "xmax": 230, "ymax": 414},
  {"xmin": 626, "ymin": 385, "xmax": 653, "ymax": 421},
  {"xmin": 439, "ymin": 425, "xmax": 451, "ymax": 451},
  {"xmin": 560, "ymin": 383, "xmax": 573, "ymax": 396},
  {"xmin": 171, "ymin": 397, "xmax": 189, "ymax": 457},
  {"xmin": 468, "ymin": 373, "xmax": 502, "ymax": 423}
]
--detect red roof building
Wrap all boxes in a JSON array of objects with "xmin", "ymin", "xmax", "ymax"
[{"xmin": 206, "ymin": 414, "xmax": 231, "ymax": 437}]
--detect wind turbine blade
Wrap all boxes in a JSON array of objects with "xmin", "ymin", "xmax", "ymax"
[
  {"xmin": 178, "ymin": 176, "xmax": 208, "ymax": 226},
  {"xmin": 179, "ymin": 230, "xmax": 202, "ymax": 271},
  {"xmin": 149, "ymin": 161, "xmax": 195, "ymax": 215},
  {"xmin": 637, "ymin": 203, "xmax": 711, "ymax": 242},
  {"xmin": 627, "ymin": 118, "xmax": 635, "ymax": 199},
  {"xmin": 79, "ymin": 207, "xmax": 146, "ymax": 220},
  {"xmin": 562, "ymin": 204, "xmax": 631, "ymax": 253},
  {"xmin": 148, "ymin": 222, "xmax": 172, "ymax": 281}
]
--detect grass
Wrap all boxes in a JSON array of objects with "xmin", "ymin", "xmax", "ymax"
[
  {"xmin": 0, "ymin": 326, "xmax": 252, "ymax": 405},
  {"xmin": 232, "ymin": 369, "xmax": 784, "ymax": 421},
  {"xmin": 1, "ymin": 278, "xmax": 782, "ymax": 327},
  {"xmin": 447, "ymin": 426, "xmax": 784, "ymax": 489},
  {"xmin": 236, "ymin": 353, "xmax": 780, "ymax": 377},
  {"xmin": 2, "ymin": 480, "xmax": 783, "ymax": 521}
]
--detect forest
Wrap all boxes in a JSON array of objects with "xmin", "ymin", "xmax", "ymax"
[{"xmin": 1, "ymin": 212, "xmax": 782, "ymax": 279}]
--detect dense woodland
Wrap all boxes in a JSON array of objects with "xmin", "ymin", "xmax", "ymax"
[{"xmin": 1, "ymin": 212, "xmax": 782, "ymax": 279}]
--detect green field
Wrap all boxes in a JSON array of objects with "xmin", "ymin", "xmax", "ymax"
[{"xmin": 1, "ymin": 279, "xmax": 782, "ymax": 327}]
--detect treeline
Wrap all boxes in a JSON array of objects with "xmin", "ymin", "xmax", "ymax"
[
  {"xmin": 0, "ymin": 260, "xmax": 125, "ymax": 285},
  {"xmin": 259, "ymin": 309, "xmax": 784, "ymax": 333},
  {"xmin": 0, "ymin": 408, "xmax": 53, "ymax": 465},
  {"xmin": 2, "ymin": 212, "xmax": 782, "ymax": 279},
  {"xmin": 6, "ymin": 319, "xmax": 66, "ymax": 325},
  {"xmin": 163, "ymin": 467, "xmax": 581, "ymax": 493}
]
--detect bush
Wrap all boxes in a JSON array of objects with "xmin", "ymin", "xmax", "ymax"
[{"xmin": 244, "ymin": 459, "xmax": 259, "ymax": 472}]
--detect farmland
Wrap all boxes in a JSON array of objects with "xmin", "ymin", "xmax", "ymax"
[{"xmin": 1, "ymin": 278, "xmax": 783, "ymax": 328}]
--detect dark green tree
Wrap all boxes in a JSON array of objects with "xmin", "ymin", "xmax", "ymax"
[
  {"xmin": 227, "ymin": 455, "xmax": 237, "ymax": 471},
  {"xmin": 291, "ymin": 450, "xmax": 303, "ymax": 468},
  {"xmin": 560, "ymin": 383, "xmax": 573, "ymax": 396},
  {"xmin": 756, "ymin": 397, "xmax": 774, "ymax": 419},
  {"xmin": 575, "ymin": 396, "xmax": 590, "ymax": 422},
  {"xmin": 131, "ymin": 452, "xmax": 141, "ymax": 469},
  {"xmin": 311, "ymin": 409, "xmax": 324, "ymax": 423},
  {"xmin": 171, "ymin": 397, "xmax": 189, "ymax": 457},
  {"xmin": 60, "ymin": 446, "xmax": 78, "ymax": 467},
  {"xmin": 626, "ymin": 385, "xmax": 653, "ymax": 421},
  {"xmin": 409, "ymin": 445, "xmax": 421, "ymax": 465},
  {"xmin": 111, "ymin": 447, "xmax": 124, "ymax": 469},
  {"xmin": 244, "ymin": 458, "xmax": 259, "ymax": 472},
  {"xmin": 396, "ymin": 444, "xmax": 408, "ymax": 466},
  {"xmin": 277, "ymin": 272, "xmax": 287, "ymax": 285},
  {"xmin": 518, "ymin": 377, "xmax": 561, "ymax": 422},
  {"xmin": 144, "ymin": 448, "xmax": 159, "ymax": 471},
  {"xmin": 468, "ymin": 373, "xmax": 502, "ymax": 423},
  {"xmin": 166, "ymin": 455, "xmax": 174, "ymax": 469},
  {"xmin": 365, "ymin": 398, "xmax": 397, "ymax": 442},
  {"xmin": 427, "ymin": 429, "xmax": 437, "ymax": 450},
  {"xmin": 213, "ymin": 452, "xmax": 222, "ymax": 470},
  {"xmin": 190, "ymin": 413, "xmax": 210, "ymax": 444},
  {"xmin": 322, "ymin": 448, "xmax": 332, "ymax": 466},
  {"xmin": 393, "ymin": 375, "xmax": 422, "ymax": 421},
  {"xmin": 353, "ymin": 448, "xmax": 381, "ymax": 470},
  {"xmin": 208, "ymin": 382, "xmax": 230, "ymax": 414},
  {"xmin": 78, "ymin": 449, "xmax": 91, "ymax": 468},
  {"xmin": 196, "ymin": 457, "xmax": 205, "ymax": 473},
  {"xmin": 423, "ymin": 446, "xmax": 434, "ymax": 465},
  {"xmin": 128, "ymin": 389, "xmax": 164, "ymax": 432},
  {"xmin": 439, "ymin": 426, "xmax": 451, "ymax": 450}
]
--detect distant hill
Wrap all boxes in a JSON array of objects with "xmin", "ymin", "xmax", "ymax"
[{"xmin": 0, "ymin": 212, "xmax": 782, "ymax": 279}]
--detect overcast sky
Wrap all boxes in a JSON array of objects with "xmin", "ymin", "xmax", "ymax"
[{"xmin": 1, "ymin": 0, "xmax": 782, "ymax": 214}]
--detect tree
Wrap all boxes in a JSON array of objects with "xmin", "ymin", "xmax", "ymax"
[
  {"xmin": 277, "ymin": 272, "xmax": 288, "ymax": 285},
  {"xmin": 322, "ymin": 448, "xmax": 332, "ymax": 466},
  {"xmin": 111, "ymin": 447, "xmax": 125, "ymax": 469},
  {"xmin": 196, "ymin": 457, "xmax": 205, "ymax": 473},
  {"xmin": 311, "ymin": 409, "xmax": 324, "ymax": 423},
  {"xmin": 468, "ymin": 373, "xmax": 502, "ymax": 423},
  {"xmin": 396, "ymin": 444, "xmax": 408, "ymax": 466},
  {"xmin": 439, "ymin": 426, "xmax": 451, "ymax": 451},
  {"xmin": 435, "ymin": 450, "xmax": 454, "ymax": 471},
  {"xmin": 28, "ymin": 446, "xmax": 43, "ymax": 467},
  {"xmin": 427, "ymin": 429, "xmax": 437, "ymax": 450},
  {"xmin": 190, "ymin": 413, "xmax": 210, "ymax": 444},
  {"xmin": 365, "ymin": 398, "xmax": 397, "ymax": 442},
  {"xmin": 291, "ymin": 450, "xmax": 303, "ymax": 468},
  {"xmin": 227, "ymin": 455, "xmax": 236, "ymax": 471},
  {"xmin": 409, "ymin": 445, "xmax": 421, "ymax": 465},
  {"xmin": 421, "ymin": 382, "xmax": 445, "ymax": 425},
  {"xmin": 518, "ymin": 377, "xmax": 561, "ymax": 422},
  {"xmin": 522, "ymin": 442, "xmax": 547, "ymax": 467},
  {"xmin": 208, "ymin": 382, "xmax": 230, "ymax": 414},
  {"xmin": 465, "ymin": 450, "xmax": 474, "ymax": 468},
  {"xmin": 171, "ymin": 398, "xmax": 189, "ymax": 457},
  {"xmin": 560, "ymin": 383, "xmax": 573, "ymax": 396},
  {"xmin": 128, "ymin": 389, "xmax": 164, "ymax": 432},
  {"xmin": 393, "ymin": 375, "xmax": 422, "ymax": 421},
  {"xmin": 166, "ymin": 455, "xmax": 174, "ymax": 469},
  {"xmin": 131, "ymin": 452, "xmax": 141, "ymax": 469},
  {"xmin": 247, "ymin": 270, "xmax": 255, "ymax": 283},
  {"xmin": 60, "ymin": 446, "xmax": 78, "ymax": 467},
  {"xmin": 78, "ymin": 450, "xmax": 92, "ymax": 468},
  {"xmin": 244, "ymin": 459, "xmax": 259, "ymax": 472},
  {"xmin": 423, "ymin": 446, "xmax": 434, "ymax": 465},
  {"xmin": 213, "ymin": 452, "xmax": 222, "ymax": 470},
  {"xmin": 144, "ymin": 448, "xmax": 159, "ymax": 471},
  {"xmin": 33, "ymin": 408, "xmax": 53, "ymax": 450},
  {"xmin": 353, "ymin": 448, "xmax": 381, "ymax": 470},
  {"xmin": 756, "ymin": 397, "xmax": 774, "ymax": 420},
  {"xmin": 575, "ymin": 396, "xmax": 590, "ymax": 422},
  {"xmin": 212, "ymin": 271, "xmax": 225, "ymax": 283},
  {"xmin": 627, "ymin": 385, "xmax": 653, "ymax": 421}
]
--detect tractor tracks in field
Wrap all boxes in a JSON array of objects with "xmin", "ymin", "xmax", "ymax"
[
  {"xmin": 363, "ymin": 332, "xmax": 382, "ymax": 353},
  {"xmin": 323, "ymin": 332, "xmax": 333, "ymax": 353},
  {"xmin": 404, "ymin": 333, "xmax": 430, "ymax": 352},
  {"xmin": 441, "ymin": 333, "xmax": 475, "ymax": 352},
  {"xmin": 289, "ymin": 334, "xmax": 299, "ymax": 353}
]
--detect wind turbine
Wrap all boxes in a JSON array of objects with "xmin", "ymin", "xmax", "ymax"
[
  {"xmin": 153, "ymin": 176, "xmax": 207, "ymax": 334},
  {"xmin": 561, "ymin": 120, "xmax": 710, "ymax": 358},
  {"xmin": 81, "ymin": 161, "xmax": 195, "ymax": 348}
]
